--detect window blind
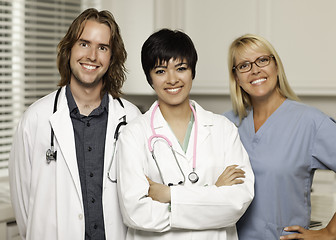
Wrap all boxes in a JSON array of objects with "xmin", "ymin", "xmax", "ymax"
[{"xmin": 0, "ymin": 0, "xmax": 81, "ymax": 175}]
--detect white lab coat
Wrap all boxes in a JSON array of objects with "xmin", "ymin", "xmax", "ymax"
[
  {"xmin": 116, "ymin": 101, "xmax": 254, "ymax": 240},
  {"xmin": 9, "ymin": 87, "xmax": 141, "ymax": 240}
]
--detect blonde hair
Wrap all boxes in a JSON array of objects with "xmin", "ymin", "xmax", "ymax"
[{"xmin": 227, "ymin": 34, "xmax": 299, "ymax": 122}]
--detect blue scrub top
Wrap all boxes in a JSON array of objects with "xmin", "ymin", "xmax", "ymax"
[{"xmin": 224, "ymin": 99, "xmax": 336, "ymax": 240}]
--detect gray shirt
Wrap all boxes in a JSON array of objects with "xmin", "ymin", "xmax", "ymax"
[{"xmin": 66, "ymin": 85, "xmax": 108, "ymax": 240}]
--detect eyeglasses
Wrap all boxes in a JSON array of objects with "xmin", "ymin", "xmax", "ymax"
[{"xmin": 233, "ymin": 55, "xmax": 274, "ymax": 73}]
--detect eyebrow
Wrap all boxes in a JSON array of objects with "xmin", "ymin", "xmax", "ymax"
[
  {"xmin": 175, "ymin": 62, "xmax": 188, "ymax": 67},
  {"xmin": 153, "ymin": 62, "xmax": 188, "ymax": 69},
  {"xmin": 237, "ymin": 55, "xmax": 270, "ymax": 64},
  {"xmin": 78, "ymin": 38, "xmax": 110, "ymax": 49}
]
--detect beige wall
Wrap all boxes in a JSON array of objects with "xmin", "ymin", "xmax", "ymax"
[{"xmin": 103, "ymin": 0, "xmax": 336, "ymax": 118}]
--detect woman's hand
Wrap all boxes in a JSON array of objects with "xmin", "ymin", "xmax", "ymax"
[
  {"xmin": 215, "ymin": 165, "xmax": 245, "ymax": 187},
  {"xmin": 280, "ymin": 225, "xmax": 336, "ymax": 240},
  {"xmin": 146, "ymin": 177, "xmax": 171, "ymax": 203}
]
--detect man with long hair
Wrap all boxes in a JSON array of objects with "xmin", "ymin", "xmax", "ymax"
[{"xmin": 9, "ymin": 8, "xmax": 140, "ymax": 240}]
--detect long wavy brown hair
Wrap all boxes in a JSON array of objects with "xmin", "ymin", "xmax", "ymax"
[{"xmin": 57, "ymin": 8, "xmax": 127, "ymax": 98}]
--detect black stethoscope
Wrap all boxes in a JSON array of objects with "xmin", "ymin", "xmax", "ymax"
[
  {"xmin": 46, "ymin": 88, "xmax": 127, "ymax": 169},
  {"xmin": 106, "ymin": 115, "xmax": 127, "ymax": 182},
  {"xmin": 46, "ymin": 87, "xmax": 62, "ymax": 164}
]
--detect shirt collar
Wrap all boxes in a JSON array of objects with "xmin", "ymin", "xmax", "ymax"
[
  {"xmin": 66, "ymin": 85, "xmax": 77, "ymax": 113},
  {"xmin": 65, "ymin": 84, "xmax": 109, "ymax": 116}
]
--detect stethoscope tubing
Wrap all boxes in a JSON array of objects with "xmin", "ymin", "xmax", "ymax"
[
  {"xmin": 148, "ymin": 101, "xmax": 198, "ymax": 185},
  {"xmin": 51, "ymin": 87, "xmax": 62, "ymax": 145},
  {"xmin": 148, "ymin": 134, "xmax": 172, "ymax": 152},
  {"xmin": 46, "ymin": 87, "xmax": 62, "ymax": 163},
  {"xmin": 189, "ymin": 102, "xmax": 198, "ymax": 172},
  {"xmin": 149, "ymin": 134, "xmax": 186, "ymax": 185},
  {"xmin": 107, "ymin": 120, "xmax": 127, "ymax": 182}
]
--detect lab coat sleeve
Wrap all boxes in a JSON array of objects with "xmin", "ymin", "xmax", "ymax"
[
  {"xmin": 170, "ymin": 122, "xmax": 254, "ymax": 230},
  {"xmin": 117, "ymin": 124, "xmax": 171, "ymax": 232},
  {"xmin": 9, "ymin": 114, "xmax": 34, "ymax": 239}
]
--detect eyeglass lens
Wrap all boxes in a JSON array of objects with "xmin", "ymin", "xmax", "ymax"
[{"xmin": 235, "ymin": 55, "xmax": 272, "ymax": 73}]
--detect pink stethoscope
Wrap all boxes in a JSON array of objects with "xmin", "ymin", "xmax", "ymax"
[{"xmin": 148, "ymin": 102, "xmax": 199, "ymax": 186}]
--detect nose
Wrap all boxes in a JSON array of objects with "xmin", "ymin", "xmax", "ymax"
[
  {"xmin": 250, "ymin": 62, "xmax": 261, "ymax": 74},
  {"xmin": 167, "ymin": 71, "xmax": 179, "ymax": 85},
  {"xmin": 87, "ymin": 48, "xmax": 97, "ymax": 61}
]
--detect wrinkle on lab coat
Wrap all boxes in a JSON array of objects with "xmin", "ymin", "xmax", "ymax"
[
  {"xmin": 9, "ymin": 86, "xmax": 141, "ymax": 240},
  {"xmin": 116, "ymin": 100, "xmax": 254, "ymax": 240}
]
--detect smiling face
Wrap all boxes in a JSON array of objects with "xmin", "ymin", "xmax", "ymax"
[
  {"xmin": 150, "ymin": 58, "xmax": 192, "ymax": 108},
  {"xmin": 234, "ymin": 48, "xmax": 279, "ymax": 102},
  {"xmin": 70, "ymin": 20, "xmax": 111, "ymax": 89}
]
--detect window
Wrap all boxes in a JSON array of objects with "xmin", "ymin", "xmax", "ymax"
[{"xmin": 0, "ymin": 0, "xmax": 83, "ymax": 177}]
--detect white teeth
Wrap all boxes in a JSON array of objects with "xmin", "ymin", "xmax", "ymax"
[
  {"xmin": 166, "ymin": 88, "xmax": 180, "ymax": 93},
  {"xmin": 251, "ymin": 78, "xmax": 266, "ymax": 85},
  {"xmin": 82, "ymin": 64, "xmax": 97, "ymax": 70}
]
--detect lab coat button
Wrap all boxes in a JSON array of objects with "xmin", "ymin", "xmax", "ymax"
[{"xmin": 78, "ymin": 214, "xmax": 83, "ymax": 220}]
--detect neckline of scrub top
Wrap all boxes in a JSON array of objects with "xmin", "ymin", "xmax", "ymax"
[
  {"xmin": 166, "ymin": 105, "xmax": 195, "ymax": 153},
  {"xmin": 250, "ymin": 98, "xmax": 289, "ymax": 138},
  {"xmin": 181, "ymin": 112, "xmax": 195, "ymax": 153}
]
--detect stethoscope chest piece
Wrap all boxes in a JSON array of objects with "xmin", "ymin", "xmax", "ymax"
[
  {"xmin": 188, "ymin": 171, "xmax": 199, "ymax": 183},
  {"xmin": 46, "ymin": 148, "xmax": 57, "ymax": 164}
]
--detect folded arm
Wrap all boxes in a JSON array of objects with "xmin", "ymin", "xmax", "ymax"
[{"xmin": 147, "ymin": 164, "xmax": 246, "ymax": 203}]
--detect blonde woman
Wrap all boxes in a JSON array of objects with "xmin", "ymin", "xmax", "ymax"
[{"xmin": 224, "ymin": 34, "xmax": 336, "ymax": 240}]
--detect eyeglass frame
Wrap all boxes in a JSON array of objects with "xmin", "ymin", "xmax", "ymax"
[{"xmin": 232, "ymin": 55, "xmax": 275, "ymax": 73}]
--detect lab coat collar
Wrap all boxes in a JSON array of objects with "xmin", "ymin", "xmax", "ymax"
[
  {"xmin": 49, "ymin": 87, "xmax": 82, "ymax": 200},
  {"xmin": 188, "ymin": 100, "xmax": 213, "ymax": 160},
  {"xmin": 148, "ymin": 100, "xmax": 214, "ymax": 127}
]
